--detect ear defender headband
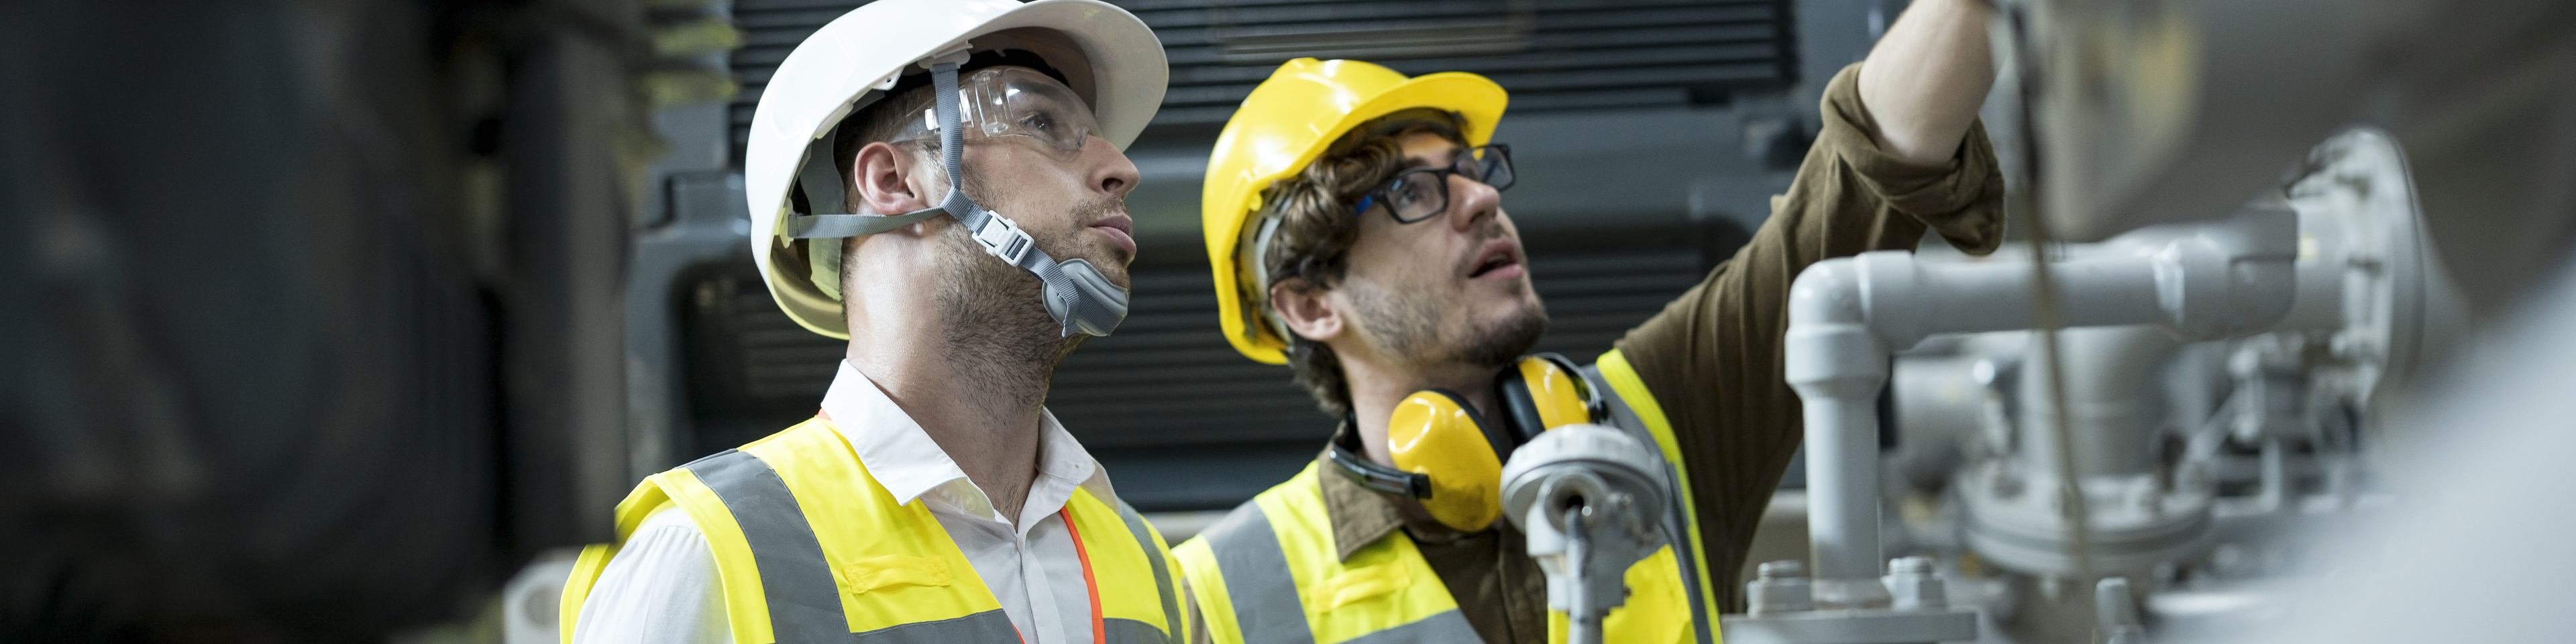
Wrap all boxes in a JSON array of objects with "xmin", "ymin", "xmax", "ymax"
[{"xmin": 1329, "ymin": 354, "xmax": 1604, "ymax": 532}]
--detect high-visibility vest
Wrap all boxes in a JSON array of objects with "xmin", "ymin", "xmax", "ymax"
[
  {"xmin": 1173, "ymin": 350, "xmax": 1721, "ymax": 644},
  {"xmin": 558, "ymin": 417, "xmax": 1189, "ymax": 644}
]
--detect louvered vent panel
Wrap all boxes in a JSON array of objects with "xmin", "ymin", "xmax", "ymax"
[
  {"xmin": 680, "ymin": 239, "xmax": 1713, "ymax": 458},
  {"xmin": 721, "ymin": 286, "xmax": 842, "ymax": 399},
  {"xmin": 725, "ymin": 0, "xmax": 1794, "ymax": 156}
]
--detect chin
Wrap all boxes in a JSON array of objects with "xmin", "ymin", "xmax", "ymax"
[
  {"xmin": 1458, "ymin": 301, "xmax": 1549, "ymax": 367},
  {"xmin": 1027, "ymin": 231, "xmax": 1134, "ymax": 288},
  {"xmin": 1472, "ymin": 286, "xmax": 1542, "ymax": 316},
  {"xmin": 1474, "ymin": 287, "xmax": 1547, "ymax": 321},
  {"xmin": 1102, "ymin": 244, "xmax": 1138, "ymax": 271},
  {"xmin": 1080, "ymin": 248, "xmax": 1134, "ymax": 288}
]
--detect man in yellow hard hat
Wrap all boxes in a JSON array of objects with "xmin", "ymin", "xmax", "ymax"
[
  {"xmin": 556, "ymin": 1, "xmax": 1189, "ymax": 643},
  {"xmin": 1176, "ymin": 0, "xmax": 2007, "ymax": 642}
]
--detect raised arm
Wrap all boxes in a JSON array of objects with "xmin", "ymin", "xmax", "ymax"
[
  {"xmin": 1605, "ymin": 0, "xmax": 2006, "ymax": 612},
  {"xmin": 1858, "ymin": 0, "xmax": 1998, "ymax": 164}
]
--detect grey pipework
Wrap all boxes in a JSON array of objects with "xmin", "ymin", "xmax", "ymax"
[
  {"xmin": 1782, "ymin": 204, "xmax": 2301, "ymax": 601},
  {"xmin": 2017, "ymin": 325, "xmax": 2181, "ymax": 479}
]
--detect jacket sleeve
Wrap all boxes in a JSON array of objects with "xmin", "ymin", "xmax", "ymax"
[{"xmin": 1607, "ymin": 60, "xmax": 2006, "ymax": 610}]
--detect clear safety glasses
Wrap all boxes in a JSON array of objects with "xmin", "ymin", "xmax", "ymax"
[
  {"xmin": 1354, "ymin": 144, "xmax": 1517, "ymax": 224},
  {"xmin": 896, "ymin": 66, "xmax": 1102, "ymax": 156}
]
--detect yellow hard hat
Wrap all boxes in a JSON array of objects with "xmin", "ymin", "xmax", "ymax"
[{"xmin": 1200, "ymin": 58, "xmax": 1507, "ymax": 364}]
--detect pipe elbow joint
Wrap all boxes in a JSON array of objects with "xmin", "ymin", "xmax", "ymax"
[
  {"xmin": 1787, "ymin": 258, "xmax": 1891, "ymax": 398},
  {"xmin": 1789, "ymin": 257, "xmax": 1866, "ymax": 327}
]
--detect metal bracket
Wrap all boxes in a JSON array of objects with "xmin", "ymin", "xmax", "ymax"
[{"xmin": 972, "ymin": 213, "xmax": 1034, "ymax": 265}]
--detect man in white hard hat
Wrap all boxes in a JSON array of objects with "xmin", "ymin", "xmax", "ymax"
[{"xmin": 555, "ymin": 1, "xmax": 1187, "ymax": 643}]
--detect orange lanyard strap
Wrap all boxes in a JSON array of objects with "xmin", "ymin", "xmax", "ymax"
[{"xmin": 1059, "ymin": 507, "xmax": 1108, "ymax": 644}]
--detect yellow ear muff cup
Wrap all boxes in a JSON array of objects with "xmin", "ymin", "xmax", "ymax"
[
  {"xmin": 1387, "ymin": 391, "xmax": 1506, "ymax": 533},
  {"xmin": 1515, "ymin": 357, "xmax": 1593, "ymax": 429}
]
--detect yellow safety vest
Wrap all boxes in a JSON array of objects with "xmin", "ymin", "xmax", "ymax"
[
  {"xmin": 1173, "ymin": 351, "xmax": 1721, "ymax": 644},
  {"xmin": 558, "ymin": 417, "xmax": 1188, "ymax": 644}
]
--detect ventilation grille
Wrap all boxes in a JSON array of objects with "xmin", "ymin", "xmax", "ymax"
[
  {"xmin": 725, "ymin": 0, "xmax": 1796, "ymax": 154},
  {"xmin": 1133, "ymin": 0, "xmax": 1796, "ymax": 125},
  {"xmin": 676, "ymin": 261, "xmax": 845, "ymax": 455}
]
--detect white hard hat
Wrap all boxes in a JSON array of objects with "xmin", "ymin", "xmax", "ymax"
[{"xmin": 744, "ymin": 0, "xmax": 1167, "ymax": 339}]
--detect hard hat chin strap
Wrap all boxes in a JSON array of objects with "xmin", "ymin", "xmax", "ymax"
[
  {"xmin": 922, "ymin": 60, "xmax": 1130, "ymax": 337},
  {"xmin": 785, "ymin": 56, "xmax": 1129, "ymax": 338}
]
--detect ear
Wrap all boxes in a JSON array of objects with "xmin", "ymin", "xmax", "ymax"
[
  {"xmin": 849, "ymin": 141, "xmax": 942, "ymax": 217},
  {"xmin": 1269, "ymin": 277, "xmax": 1345, "ymax": 343}
]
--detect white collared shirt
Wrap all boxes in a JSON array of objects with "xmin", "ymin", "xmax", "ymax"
[{"xmin": 570, "ymin": 361, "xmax": 1120, "ymax": 644}]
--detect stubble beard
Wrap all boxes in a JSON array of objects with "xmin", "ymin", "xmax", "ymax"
[
  {"xmin": 928, "ymin": 193, "xmax": 1130, "ymax": 409},
  {"xmin": 1349, "ymin": 276, "xmax": 1549, "ymax": 375}
]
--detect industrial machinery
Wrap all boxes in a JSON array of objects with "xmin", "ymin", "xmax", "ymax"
[
  {"xmin": 1714, "ymin": 0, "xmax": 2576, "ymax": 638},
  {"xmin": 1722, "ymin": 127, "xmax": 2467, "ymax": 644},
  {"xmin": 1845, "ymin": 127, "xmax": 2455, "ymax": 644}
]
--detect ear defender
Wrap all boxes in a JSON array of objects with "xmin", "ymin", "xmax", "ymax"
[
  {"xmin": 1344, "ymin": 354, "xmax": 1610, "ymax": 534},
  {"xmin": 1497, "ymin": 354, "xmax": 1598, "ymax": 443},
  {"xmin": 1387, "ymin": 389, "xmax": 1511, "ymax": 533}
]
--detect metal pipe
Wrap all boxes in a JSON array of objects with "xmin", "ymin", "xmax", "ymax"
[
  {"xmin": 1783, "ymin": 206, "xmax": 2300, "ymax": 605},
  {"xmin": 1785, "ymin": 259, "xmax": 1893, "ymax": 605},
  {"xmin": 2017, "ymin": 326, "xmax": 2182, "ymax": 479},
  {"xmin": 1564, "ymin": 504, "xmax": 1601, "ymax": 644}
]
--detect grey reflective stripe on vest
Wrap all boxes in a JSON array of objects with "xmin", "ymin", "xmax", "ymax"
[
  {"xmin": 1114, "ymin": 500, "xmax": 1185, "ymax": 640},
  {"xmin": 1196, "ymin": 502, "xmax": 1315, "ymax": 644},
  {"xmin": 1106, "ymin": 617, "xmax": 1171, "ymax": 644},
  {"xmin": 686, "ymin": 449, "xmax": 849, "ymax": 643},
  {"xmin": 1580, "ymin": 366, "xmax": 1717, "ymax": 644},
  {"xmin": 1340, "ymin": 610, "xmax": 1479, "ymax": 644},
  {"xmin": 848, "ymin": 609, "xmax": 1017, "ymax": 644},
  {"xmin": 1198, "ymin": 492, "xmax": 1483, "ymax": 644}
]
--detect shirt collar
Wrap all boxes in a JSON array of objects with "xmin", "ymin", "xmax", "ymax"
[
  {"xmin": 1317, "ymin": 421, "xmax": 1416, "ymax": 562},
  {"xmin": 820, "ymin": 360, "xmax": 1110, "ymax": 529}
]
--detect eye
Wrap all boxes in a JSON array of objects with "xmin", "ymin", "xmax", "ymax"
[
  {"xmin": 1022, "ymin": 111, "xmax": 1054, "ymax": 133},
  {"xmin": 1456, "ymin": 158, "xmax": 1485, "ymax": 182},
  {"xmin": 1391, "ymin": 174, "xmax": 1440, "ymax": 207}
]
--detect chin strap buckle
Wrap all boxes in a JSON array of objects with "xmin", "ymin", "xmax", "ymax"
[{"xmin": 971, "ymin": 211, "xmax": 1034, "ymax": 265}]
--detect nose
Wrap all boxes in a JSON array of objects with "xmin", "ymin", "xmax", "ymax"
[
  {"xmin": 1442, "ymin": 172, "xmax": 1501, "ymax": 232},
  {"xmin": 1089, "ymin": 136, "xmax": 1141, "ymax": 199}
]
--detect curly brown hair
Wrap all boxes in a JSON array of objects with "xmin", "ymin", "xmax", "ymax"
[{"xmin": 1254, "ymin": 109, "xmax": 1466, "ymax": 419}]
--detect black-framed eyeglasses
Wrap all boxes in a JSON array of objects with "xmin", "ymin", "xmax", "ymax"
[{"xmin": 1353, "ymin": 144, "xmax": 1515, "ymax": 224}]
